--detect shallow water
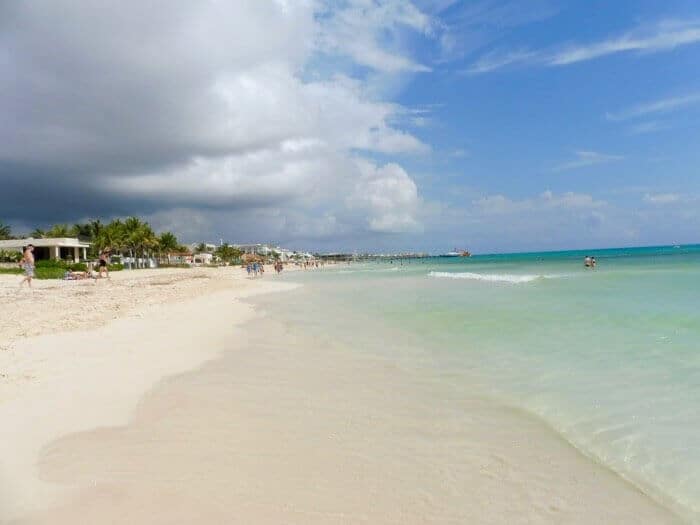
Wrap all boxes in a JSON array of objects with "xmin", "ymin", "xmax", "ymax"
[{"xmin": 273, "ymin": 246, "xmax": 700, "ymax": 520}]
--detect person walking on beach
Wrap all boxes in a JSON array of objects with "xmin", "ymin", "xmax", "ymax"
[
  {"xmin": 19, "ymin": 244, "xmax": 35, "ymax": 288},
  {"xmin": 98, "ymin": 250, "xmax": 110, "ymax": 279},
  {"xmin": 246, "ymin": 263, "xmax": 252, "ymax": 277}
]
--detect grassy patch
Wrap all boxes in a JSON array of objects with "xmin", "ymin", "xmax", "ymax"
[
  {"xmin": 35, "ymin": 267, "xmax": 69, "ymax": 279},
  {"xmin": 0, "ymin": 267, "xmax": 22, "ymax": 275}
]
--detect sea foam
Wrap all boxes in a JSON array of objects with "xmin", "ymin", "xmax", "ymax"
[{"xmin": 428, "ymin": 271, "xmax": 550, "ymax": 283}]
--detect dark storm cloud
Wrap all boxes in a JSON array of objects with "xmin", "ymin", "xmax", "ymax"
[{"xmin": 0, "ymin": 1, "xmax": 428, "ymax": 246}]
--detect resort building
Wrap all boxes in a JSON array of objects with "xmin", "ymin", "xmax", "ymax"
[
  {"xmin": 234, "ymin": 243, "xmax": 295, "ymax": 262},
  {"xmin": 193, "ymin": 252, "xmax": 215, "ymax": 265},
  {"xmin": 162, "ymin": 251, "xmax": 193, "ymax": 265},
  {"xmin": 0, "ymin": 237, "xmax": 90, "ymax": 263}
]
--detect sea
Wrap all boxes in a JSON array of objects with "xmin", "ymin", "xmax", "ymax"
[{"xmin": 267, "ymin": 245, "xmax": 700, "ymax": 521}]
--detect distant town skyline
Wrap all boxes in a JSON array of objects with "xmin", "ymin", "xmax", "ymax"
[{"xmin": 2, "ymin": 1, "xmax": 700, "ymax": 253}]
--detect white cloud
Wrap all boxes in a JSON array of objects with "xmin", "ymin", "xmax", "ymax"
[
  {"xmin": 467, "ymin": 19, "xmax": 700, "ymax": 73},
  {"xmin": 464, "ymin": 48, "xmax": 536, "ymax": 74},
  {"xmin": 552, "ymin": 150, "xmax": 624, "ymax": 172},
  {"xmin": 606, "ymin": 92, "xmax": 700, "ymax": 121},
  {"xmin": 627, "ymin": 121, "xmax": 667, "ymax": 135},
  {"xmin": 474, "ymin": 190, "xmax": 605, "ymax": 215},
  {"xmin": 315, "ymin": 0, "xmax": 436, "ymax": 73},
  {"xmin": 549, "ymin": 19, "xmax": 700, "ymax": 66},
  {"xmin": 643, "ymin": 193, "xmax": 682, "ymax": 204},
  {"xmin": 347, "ymin": 161, "xmax": 422, "ymax": 233}
]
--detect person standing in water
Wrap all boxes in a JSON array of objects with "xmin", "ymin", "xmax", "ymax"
[
  {"xmin": 19, "ymin": 244, "xmax": 35, "ymax": 288},
  {"xmin": 584, "ymin": 255, "xmax": 592, "ymax": 268}
]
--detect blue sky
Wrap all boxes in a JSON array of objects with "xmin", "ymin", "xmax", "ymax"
[
  {"xmin": 372, "ymin": 0, "xmax": 700, "ymax": 252},
  {"xmin": 2, "ymin": 0, "xmax": 699, "ymax": 253}
]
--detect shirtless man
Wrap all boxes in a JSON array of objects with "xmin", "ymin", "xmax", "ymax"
[
  {"xmin": 19, "ymin": 244, "xmax": 35, "ymax": 288},
  {"xmin": 98, "ymin": 250, "xmax": 110, "ymax": 278}
]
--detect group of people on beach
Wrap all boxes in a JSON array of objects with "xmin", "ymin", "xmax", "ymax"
[
  {"xmin": 584, "ymin": 255, "xmax": 597, "ymax": 269},
  {"xmin": 18, "ymin": 244, "xmax": 111, "ymax": 288},
  {"xmin": 246, "ymin": 261, "xmax": 264, "ymax": 278},
  {"xmin": 246, "ymin": 261, "xmax": 286, "ymax": 277}
]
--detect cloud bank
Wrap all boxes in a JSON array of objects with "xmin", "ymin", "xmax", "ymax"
[{"xmin": 0, "ymin": 0, "xmax": 436, "ymax": 248}]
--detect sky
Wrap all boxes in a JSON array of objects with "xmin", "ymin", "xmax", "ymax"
[{"xmin": 1, "ymin": 0, "xmax": 700, "ymax": 254}]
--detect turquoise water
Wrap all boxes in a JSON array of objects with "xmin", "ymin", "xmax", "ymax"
[{"xmin": 271, "ymin": 246, "xmax": 700, "ymax": 520}]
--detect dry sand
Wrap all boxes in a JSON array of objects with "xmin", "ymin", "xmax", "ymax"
[{"xmin": 0, "ymin": 267, "xmax": 682, "ymax": 524}]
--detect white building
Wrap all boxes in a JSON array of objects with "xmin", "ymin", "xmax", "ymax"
[
  {"xmin": 234, "ymin": 243, "xmax": 295, "ymax": 261},
  {"xmin": 0, "ymin": 237, "xmax": 90, "ymax": 263},
  {"xmin": 193, "ymin": 252, "xmax": 215, "ymax": 265}
]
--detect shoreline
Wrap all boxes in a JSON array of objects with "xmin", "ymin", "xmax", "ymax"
[{"xmin": 0, "ymin": 267, "xmax": 682, "ymax": 523}]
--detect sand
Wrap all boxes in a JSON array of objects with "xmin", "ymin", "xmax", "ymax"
[{"xmin": 0, "ymin": 267, "xmax": 683, "ymax": 524}]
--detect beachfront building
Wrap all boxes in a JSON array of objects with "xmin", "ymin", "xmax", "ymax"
[
  {"xmin": 234, "ymin": 243, "xmax": 296, "ymax": 262},
  {"xmin": 0, "ymin": 237, "xmax": 90, "ymax": 263},
  {"xmin": 163, "ymin": 251, "xmax": 193, "ymax": 265},
  {"xmin": 235, "ymin": 243, "xmax": 272, "ymax": 256},
  {"xmin": 193, "ymin": 252, "xmax": 215, "ymax": 265}
]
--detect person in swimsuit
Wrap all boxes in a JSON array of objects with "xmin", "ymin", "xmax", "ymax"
[
  {"xmin": 99, "ymin": 250, "xmax": 110, "ymax": 278},
  {"xmin": 19, "ymin": 244, "xmax": 35, "ymax": 288}
]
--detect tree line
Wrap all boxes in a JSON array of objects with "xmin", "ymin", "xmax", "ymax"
[{"xmin": 0, "ymin": 219, "xmax": 243, "ymax": 265}]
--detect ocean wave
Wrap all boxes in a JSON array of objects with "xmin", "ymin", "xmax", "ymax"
[{"xmin": 428, "ymin": 271, "xmax": 555, "ymax": 283}]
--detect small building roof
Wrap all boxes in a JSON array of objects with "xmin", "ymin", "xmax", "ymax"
[{"xmin": 0, "ymin": 237, "xmax": 91, "ymax": 250}]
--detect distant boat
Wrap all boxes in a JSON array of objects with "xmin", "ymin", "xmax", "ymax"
[{"xmin": 441, "ymin": 249, "xmax": 471, "ymax": 257}]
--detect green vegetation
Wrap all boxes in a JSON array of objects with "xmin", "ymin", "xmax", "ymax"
[
  {"xmin": 0, "ymin": 249, "xmax": 21, "ymax": 263},
  {"xmin": 215, "ymin": 243, "xmax": 243, "ymax": 264},
  {"xmin": 0, "ymin": 259, "xmax": 125, "ymax": 280},
  {"xmin": 0, "ymin": 222, "xmax": 11, "ymax": 240},
  {"xmin": 5, "ymin": 217, "xmax": 191, "ymax": 270}
]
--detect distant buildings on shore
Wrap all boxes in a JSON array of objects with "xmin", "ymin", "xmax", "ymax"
[{"xmin": 189, "ymin": 240, "xmax": 432, "ymax": 263}]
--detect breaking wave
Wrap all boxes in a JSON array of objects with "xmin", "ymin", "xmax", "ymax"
[{"xmin": 428, "ymin": 271, "xmax": 557, "ymax": 283}]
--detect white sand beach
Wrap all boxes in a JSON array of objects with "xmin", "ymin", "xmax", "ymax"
[{"xmin": 0, "ymin": 267, "xmax": 681, "ymax": 524}]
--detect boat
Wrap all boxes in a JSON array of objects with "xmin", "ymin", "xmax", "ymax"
[{"xmin": 441, "ymin": 249, "xmax": 471, "ymax": 257}]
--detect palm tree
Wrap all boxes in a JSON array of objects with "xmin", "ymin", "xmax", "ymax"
[
  {"xmin": 195, "ymin": 242, "xmax": 207, "ymax": 253},
  {"xmin": 46, "ymin": 224, "xmax": 73, "ymax": 237},
  {"xmin": 0, "ymin": 222, "xmax": 11, "ymax": 240},
  {"xmin": 123, "ymin": 217, "xmax": 160, "ymax": 268},
  {"xmin": 215, "ymin": 243, "xmax": 243, "ymax": 264},
  {"xmin": 94, "ymin": 219, "xmax": 126, "ymax": 262},
  {"xmin": 123, "ymin": 217, "xmax": 145, "ymax": 269},
  {"xmin": 30, "ymin": 228, "xmax": 46, "ymax": 238},
  {"xmin": 72, "ymin": 222, "xmax": 94, "ymax": 239},
  {"xmin": 158, "ymin": 232, "xmax": 179, "ymax": 264}
]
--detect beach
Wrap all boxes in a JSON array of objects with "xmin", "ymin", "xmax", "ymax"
[{"xmin": 0, "ymin": 264, "xmax": 682, "ymax": 524}]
